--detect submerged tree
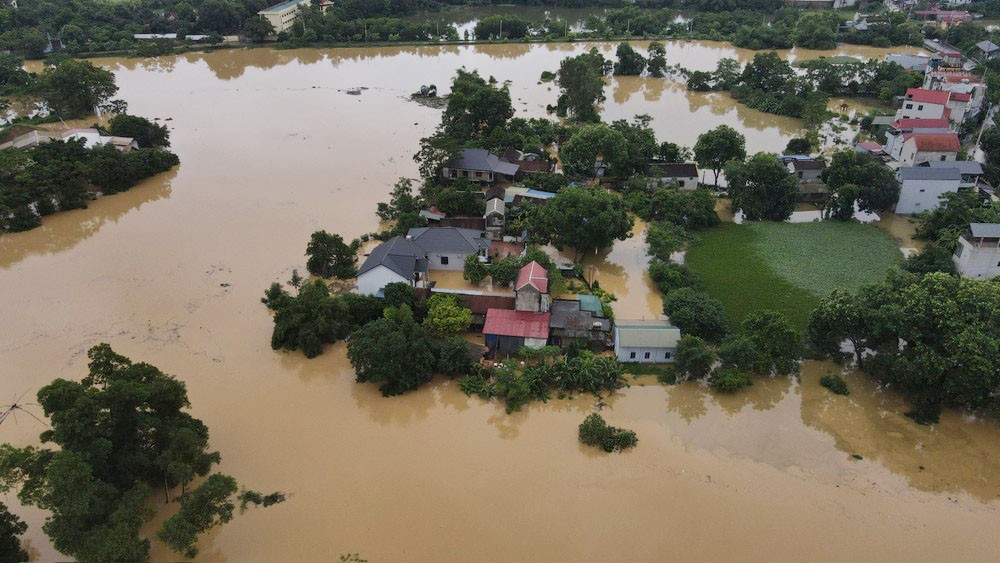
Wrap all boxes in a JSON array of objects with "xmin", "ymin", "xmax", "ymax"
[
  {"xmin": 525, "ymin": 187, "xmax": 634, "ymax": 261},
  {"xmin": 694, "ymin": 125, "xmax": 746, "ymax": 188},
  {"xmin": 0, "ymin": 345, "xmax": 280, "ymax": 561},
  {"xmin": 305, "ymin": 230, "xmax": 357, "ymax": 279}
]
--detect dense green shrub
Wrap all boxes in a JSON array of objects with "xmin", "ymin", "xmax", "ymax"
[
  {"xmin": 578, "ymin": 413, "xmax": 638, "ymax": 453},
  {"xmin": 710, "ymin": 369, "xmax": 753, "ymax": 393},
  {"xmin": 820, "ymin": 374, "xmax": 850, "ymax": 396}
]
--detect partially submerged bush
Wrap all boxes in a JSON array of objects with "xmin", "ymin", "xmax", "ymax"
[
  {"xmin": 820, "ymin": 374, "xmax": 850, "ymax": 396},
  {"xmin": 578, "ymin": 413, "xmax": 638, "ymax": 453},
  {"xmin": 710, "ymin": 369, "xmax": 753, "ymax": 393}
]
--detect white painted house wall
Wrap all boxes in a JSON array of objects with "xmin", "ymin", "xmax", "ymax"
[
  {"xmin": 899, "ymin": 138, "xmax": 957, "ymax": 166},
  {"xmin": 896, "ymin": 177, "xmax": 961, "ymax": 214},
  {"xmin": 953, "ymin": 237, "xmax": 1000, "ymax": 278},
  {"xmin": 357, "ymin": 265, "xmax": 408, "ymax": 296},
  {"xmin": 895, "ymin": 101, "xmax": 946, "ymax": 121},
  {"xmin": 426, "ymin": 252, "xmax": 468, "ymax": 271}
]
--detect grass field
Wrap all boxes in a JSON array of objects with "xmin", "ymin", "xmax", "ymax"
[{"xmin": 684, "ymin": 222, "xmax": 902, "ymax": 331}]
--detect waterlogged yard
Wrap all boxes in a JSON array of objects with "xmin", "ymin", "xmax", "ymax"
[{"xmin": 685, "ymin": 221, "xmax": 903, "ymax": 330}]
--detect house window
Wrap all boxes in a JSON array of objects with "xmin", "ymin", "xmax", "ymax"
[
  {"xmin": 665, "ymin": 352, "xmax": 671, "ymax": 359},
  {"xmin": 644, "ymin": 352, "xmax": 650, "ymax": 359},
  {"xmin": 919, "ymin": 189, "xmax": 925, "ymax": 192},
  {"xmin": 905, "ymin": 103, "xmax": 913, "ymax": 109},
  {"xmin": 629, "ymin": 352, "xmax": 636, "ymax": 359},
  {"xmin": 678, "ymin": 180, "xmax": 685, "ymax": 188},
  {"xmin": 940, "ymin": 155, "xmax": 947, "ymax": 161},
  {"xmin": 440, "ymin": 256, "xmax": 449, "ymax": 265},
  {"xmin": 918, "ymin": 104, "xmax": 924, "ymax": 110},
  {"xmin": 475, "ymin": 171, "xmax": 484, "ymax": 178}
]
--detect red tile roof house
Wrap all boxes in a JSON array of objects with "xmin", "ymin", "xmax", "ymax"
[
  {"xmin": 898, "ymin": 133, "xmax": 960, "ymax": 166},
  {"xmin": 514, "ymin": 260, "xmax": 549, "ymax": 313},
  {"xmin": 482, "ymin": 309, "xmax": 551, "ymax": 358},
  {"xmin": 884, "ymin": 118, "xmax": 952, "ymax": 160},
  {"xmin": 895, "ymin": 89, "xmax": 951, "ymax": 122}
]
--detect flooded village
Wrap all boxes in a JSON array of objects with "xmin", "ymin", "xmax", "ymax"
[{"xmin": 1, "ymin": 1, "xmax": 1000, "ymax": 561}]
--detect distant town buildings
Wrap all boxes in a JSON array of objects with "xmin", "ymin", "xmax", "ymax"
[{"xmin": 258, "ymin": 0, "xmax": 312, "ymax": 34}]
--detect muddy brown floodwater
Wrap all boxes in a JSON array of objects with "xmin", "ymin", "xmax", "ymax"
[{"xmin": 3, "ymin": 43, "xmax": 999, "ymax": 562}]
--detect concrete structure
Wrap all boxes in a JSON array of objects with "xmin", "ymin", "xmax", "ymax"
[
  {"xmin": 484, "ymin": 187, "xmax": 505, "ymax": 240},
  {"xmin": 258, "ymin": 0, "xmax": 311, "ymax": 34},
  {"xmin": 646, "ymin": 162, "xmax": 699, "ymax": 190},
  {"xmin": 896, "ymin": 167, "xmax": 962, "ymax": 214},
  {"xmin": 514, "ymin": 261, "xmax": 549, "ymax": 313},
  {"xmin": 976, "ymin": 40, "xmax": 1000, "ymax": 60},
  {"xmin": 442, "ymin": 148, "xmax": 519, "ymax": 183},
  {"xmin": 406, "ymin": 227, "xmax": 488, "ymax": 271},
  {"xmin": 614, "ymin": 319, "xmax": 681, "ymax": 364},
  {"xmin": 884, "ymin": 118, "xmax": 951, "ymax": 161},
  {"xmin": 356, "ymin": 236, "xmax": 428, "ymax": 296},
  {"xmin": 885, "ymin": 53, "xmax": 933, "ymax": 73},
  {"xmin": 548, "ymin": 298, "xmax": 612, "ymax": 349},
  {"xmin": 896, "ymin": 89, "xmax": 950, "ymax": 121},
  {"xmin": 482, "ymin": 309, "xmax": 551, "ymax": 357},
  {"xmin": 952, "ymin": 223, "xmax": 1000, "ymax": 279},
  {"xmin": 787, "ymin": 159, "xmax": 826, "ymax": 183},
  {"xmin": 897, "ymin": 133, "xmax": 959, "ymax": 166},
  {"xmin": 927, "ymin": 160, "xmax": 984, "ymax": 190},
  {"xmin": 0, "ymin": 128, "xmax": 137, "ymax": 152}
]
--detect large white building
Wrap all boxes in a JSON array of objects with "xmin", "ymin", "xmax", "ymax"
[
  {"xmin": 953, "ymin": 223, "xmax": 1000, "ymax": 279},
  {"xmin": 258, "ymin": 0, "xmax": 311, "ymax": 34},
  {"xmin": 896, "ymin": 133, "xmax": 960, "ymax": 166},
  {"xmin": 895, "ymin": 167, "xmax": 962, "ymax": 214},
  {"xmin": 895, "ymin": 88, "xmax": 951, "ymax": 121}
]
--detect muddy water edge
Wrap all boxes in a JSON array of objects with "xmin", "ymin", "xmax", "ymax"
[{"xmin": 3, "ymin": 42, "xmax": 999, "ymax": 561}]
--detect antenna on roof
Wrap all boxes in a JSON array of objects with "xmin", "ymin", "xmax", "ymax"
[{"xmin": 0, "ymin": 390, "xmax": 47, "ymax": 428}]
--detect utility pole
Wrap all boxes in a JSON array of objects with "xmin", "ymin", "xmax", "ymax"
[{"xmin": 499, "ymin": 18, "xmax": 502, "ymax": 39}]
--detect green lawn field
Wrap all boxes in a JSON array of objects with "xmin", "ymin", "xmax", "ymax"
[{"xmin": 684, "ymin": 221, "xmax": 903, "ymax": 331}]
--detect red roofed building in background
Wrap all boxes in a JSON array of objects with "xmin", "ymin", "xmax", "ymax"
[
  {"xmin": 514, "ymin": 261, "xmax": 550, "ymax": 313},
  {"xmin": 884, "ymin": 118, "xmax": 952, "ymax": 161}
]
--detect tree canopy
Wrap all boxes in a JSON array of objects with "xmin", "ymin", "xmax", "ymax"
[
  {"xmin": 555, "ymin": 49, "xmax": 609, "ymax": 122},
  {"xmin": 525, "ymin": 187, "xmax": 634, "ymax": 261},
  {"xmin": 724, "ymin": 152, "xmax": 799, "ymax": 221},
  {"xmin": 305, "ymin": 230, "xmax": 357, "ymax": 279},
  {"xmin": 348, "ymin": 305, "xmax": 438, "ymax": 396},
  {"xmin": 694, "ymin": 125, "xmax": 746, "ymax": 188},
  {"xmin": 0, "ymin": 345, "xmax": 277, "ymax": 561},
  {"xmin": 807, "ymin": 271, "xmax": 1000, "ymax": 423}
]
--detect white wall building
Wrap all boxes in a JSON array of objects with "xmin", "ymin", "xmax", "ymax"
[
  {"xmin": 895, "ymin": 88, "xmax": 950, "ymax": 121},
  {"xmin": 953, "ymin": 223, "xmax": 1000, "ymax": 278},
  {"xmin": 258, "ymin": 0, "xmax": 311, "ymax": 34},
  {"xmin": 897, "ymin": 133, "xmax": 959, "ymax": 166},
  {"xmin": 896, "ymin": 167, "xmax": 962, "ymax": 214}
]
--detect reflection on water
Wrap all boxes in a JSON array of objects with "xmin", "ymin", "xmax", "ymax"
[{"xmin": 0, "ymin": 169, "xmax": 174, "ymax": 269}]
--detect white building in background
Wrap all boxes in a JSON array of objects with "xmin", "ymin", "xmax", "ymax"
[
  {"xmin": 258, "ymin": 0, "xmax": 311, "ymax": 34},
  {"xmin": 953, "ymin": 223, "xmax": 1000, "ymax": 279}
]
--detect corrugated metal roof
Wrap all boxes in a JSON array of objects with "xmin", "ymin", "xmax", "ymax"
[
  {"xmin": 575, "ymin": 294, "xmax": 603, "ymax": 315},
  {"xmin": 899, "ymin": 167, "xmax": 962, "ymax": 181},
  {"xmin": 483, "ymin": 309, "xmax": 550, "ymax": 339},
  {"xmin": 615, "ymin": 320, "xmax": 681, "ymax": 348},
  {"xmin": 969, "ymin": 223, "xmax": 1000, "ymax": 238},
  {"xmin": 927, "ymin": 160, "xmax": 984, "ymax": 175},
  {"xmin": 486, "ymin": 198, "xmax": 505, "ymax": 216}
]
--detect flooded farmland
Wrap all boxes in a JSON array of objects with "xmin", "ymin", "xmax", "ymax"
[{"xmin": 3, "ymin": 42, "xmax": 999, "ymax": 561}]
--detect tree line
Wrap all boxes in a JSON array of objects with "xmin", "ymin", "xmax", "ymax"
[{"xmin": 0, "ymin": 114, "xmax": 178, "ymax": 233}]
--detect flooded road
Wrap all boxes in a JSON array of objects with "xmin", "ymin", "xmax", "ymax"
[{"xmin": 3, "ymin": 43, "xmax": 998, "ymax": 561}]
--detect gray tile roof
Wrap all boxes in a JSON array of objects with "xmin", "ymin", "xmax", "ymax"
[
  {"xmin": 357, "ymin": 236, "xmax": 428, "ymax": 278},
  {"xmin": 927, "ymin": 160, "xmax": 984, "ymax": 175},
  {"xmin": 969, "ymin": 223, "xmax": 1000, "ymax": 238},
  {"xmin": 407, "ymin": 227, "xmax": 489, "ymax": 254},
  {"xmin": 898, "ymin": 167, "xmax": 962, "ymax": 181},
  {"xmin": 447, "ymin": 149, "xmax": 520, "ymax": 176},
  {"xmin": 977, "ymin": 40, "xmax": 1000, "ymax": 53}
]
